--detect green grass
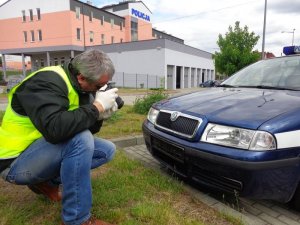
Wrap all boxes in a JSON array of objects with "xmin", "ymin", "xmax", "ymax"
[
  {"xmin": 0, "ymin": 151, "xmax": 241, "ymax": 225},
  {"xmin": 97, "ymin": 105, "xmax": 146, "ymax": 139}
]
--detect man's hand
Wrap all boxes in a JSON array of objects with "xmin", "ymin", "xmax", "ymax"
[
  {"xmin": 98, "ymin": 102, "xmax": 118, "ymax": 120},
  {"xmin": 94, "ymin": 87, "xmax": 118, "ymax": 112}
]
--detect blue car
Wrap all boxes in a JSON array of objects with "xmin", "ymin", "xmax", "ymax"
[
  {"xmin": 199, "ymin": 80, "xmax": 220, "ymax": 87},
  {"xmin": 143, "ymin": 54, "xmax": 300, "ymax": 210}
]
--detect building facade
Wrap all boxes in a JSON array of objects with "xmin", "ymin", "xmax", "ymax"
[{"xmin": 0, "ymin": 0, "xmax": 214, "ymax": 89}]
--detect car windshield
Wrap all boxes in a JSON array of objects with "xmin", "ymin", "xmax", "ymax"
[{"xmin": 221, "ymin": 56, "xmax": 300, "ymax": 90}]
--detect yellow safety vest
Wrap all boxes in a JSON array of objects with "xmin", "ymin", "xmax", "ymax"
[{"xmin": 0, "ymin": 66, "xmax": 79, "ymax": 159}]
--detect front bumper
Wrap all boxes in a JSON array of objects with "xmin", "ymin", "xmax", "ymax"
[{"xmin": 143, "ymin": 120, "xmax": 300, "ymax": 203}]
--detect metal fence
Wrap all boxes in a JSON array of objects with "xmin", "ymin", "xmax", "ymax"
[
  {"xmin": 111, "ymin": 72, "xmax": 164, "ymax": 89},
  {"xmin": 2, "ymin": 72, "xmax": 165, "ymax": 92}
]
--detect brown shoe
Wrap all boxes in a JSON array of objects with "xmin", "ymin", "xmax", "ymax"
[
  {"xmin": 28, "ymin": 182, "xmax": 62, "ymax": 202},
  {"xmin": 62, "ymin": 217, "xmax": 114, "ymax": 225}
]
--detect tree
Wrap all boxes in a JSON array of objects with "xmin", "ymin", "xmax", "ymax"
[{"xmin": 214, "ymin": 21, "xmax": 260, "ymax": 76}]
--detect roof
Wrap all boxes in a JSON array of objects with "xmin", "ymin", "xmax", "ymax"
[
  {"xmin": 152, "ymin": 28, "xmax": 184, "ymax": 42},
  {"xmin": 101, "ymin": 1, "xmax": 152, "ymax": 14},
  {"xmin": 73, "ymin": 0, "xmax": 125, "ymax": 19}
]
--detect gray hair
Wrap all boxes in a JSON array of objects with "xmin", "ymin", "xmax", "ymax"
[{"xmin": 72, "ymin": 49, "xmax": 115, "ymax": 82}]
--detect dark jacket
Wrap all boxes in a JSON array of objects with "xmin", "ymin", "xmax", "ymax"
[
  {"xmin": 0, "ymin": 63, "xmax": 103, "ymax": 172},
  {"xmin": 11, "ymin": 63, "xmax": 103, "ymax": 144}
]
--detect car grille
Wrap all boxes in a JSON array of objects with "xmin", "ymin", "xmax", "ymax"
[
  {"xmin": 151, "ymin": 136, "xmax": 187, "ymax": 176},
  {"xmin": 155, "ymin": 110, "xmax": 202, "ymax": 138},
  {"xmin": 148, "ymin": 136, "xmax": 243, "ymax": 193},
  {"xmin": 152, "ymin": 137, "xmax": 184, "ymax": 163},
  {"xmin": 191, "ymin": 164, "xmax": 243, "ymax": 193}
]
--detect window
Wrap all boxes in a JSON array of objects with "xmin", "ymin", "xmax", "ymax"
[
  {"xmin": 120, "ymin": 38, "xmax": 123, "ymax": 43},
  {"xmin": 100, "ymin": 16, "xmax": 104, "ymax": 26},
  {"xmin": 29, "ymin": 9, "xmax": 33, "ymax": 21},
  {"xmin": 89, "ymin": 11, "xmax": 93, "ymax": 22},
  {"xmin": 30, "ymin": 30, "xmax": 35, "ymax": 42},
  {"xmin": 76, "ymin": 28, "xmax": 81, "ymax": 40},
  {"xmin": 34, "ymin": 59, "xmax": 39, "ymax": 69},
  {"xmin": 37, "ymin": 29, "xmax": 42, "ymax": 41},
  {"xmin": 22, "ymin": 10, "xmax": 26, "ymax": 22},
  {"xmin": 110, "ymin": 18, "xmax": 114, "ymax": 28},
  {"xmin": 131, "ymin": 21, "xmax": 138, "ymax": 41},
  {"xmin": 90, "ymin": 31, "xmax": 94, "ymax": 43},
  {"xmin": 111, "ymin": 36, "xmax": 114, "ymax": 44},
  {"xmin": 61, "ymin": 57, "xmax": 65, "ymax": 65},
  {"xmin": 40, "ymin": 59, "xmax": 44, "ymax": 67},
  {"xmin": 75, "ymin": 7, "xmax": 80, "ymax": 19},
  {"xmin": 23, "ymin": 31, "xmax": 27, "ymax": 42},
  {"xmin": 101, "ymin": 34, "xmax": 105, "ymax": 44},
  {"xmin": 36, "ymin": 8, "xmax": 41, "ymax": 20}
]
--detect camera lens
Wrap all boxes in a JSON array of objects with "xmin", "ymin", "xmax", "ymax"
[{"xmin": 116, "ymin": 96, "xmax": 124, "ymax": 109}]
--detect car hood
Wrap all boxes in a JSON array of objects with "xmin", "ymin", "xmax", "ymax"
[{"xmin": 156, "ymin": 88, "xmax": 300, "ymax": 130}]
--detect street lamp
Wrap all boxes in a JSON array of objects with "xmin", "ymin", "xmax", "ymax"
[
  {"xmin": 261, "ymin": 0, "xmax": 267, "ymax": 59},
  {"xmin": 281, "ymin": 28, "xmax": 296, "ymax": 46}
]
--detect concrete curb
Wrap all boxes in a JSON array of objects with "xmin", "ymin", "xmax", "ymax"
[{"xmin": 110, "ymin": 135, "xmax": 145, "ymax": 148}]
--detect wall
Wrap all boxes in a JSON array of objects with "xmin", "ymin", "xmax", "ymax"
[
  {"xmin": 107, "ymin": 48, "xmax": 165, "ymax": 76},
  {"xmin": 89, "ymin": 39, "xmax": 214, "ymax": 89},
  {"xmin": 0, "ymin": 0, "xmax": 70, "ymax": 19},
  {"xmin": 165, "ymin": 48, "xmax": 214, "ymax": 69}
]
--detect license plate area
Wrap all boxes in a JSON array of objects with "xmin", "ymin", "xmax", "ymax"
[{"xmin": 151, "ymin": 137, "xmax": 185, "ymax": 163}]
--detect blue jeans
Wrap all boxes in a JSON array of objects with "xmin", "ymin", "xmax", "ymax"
[{"xmin": 1, "ymin": 130, "xmax": 115, "ymax": 225}]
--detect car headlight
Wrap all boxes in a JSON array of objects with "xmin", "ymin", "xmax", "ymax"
[
  {"xmin": 201, "ymin": 123, "xmax": 276, "ymax": 151},
  {"xmin": 147, "ymin": 107, "xmax": 159, "ymax": 124}
]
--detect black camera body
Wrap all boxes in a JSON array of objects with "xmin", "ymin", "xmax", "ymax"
[{"xmin": 106, "ymin": 82, "xmax": 124, "ymax": 109}]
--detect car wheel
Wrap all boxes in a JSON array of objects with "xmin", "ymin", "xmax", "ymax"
[{"xmin": 291, "ymin": 184, "xmax": 300, "ymax": 211}]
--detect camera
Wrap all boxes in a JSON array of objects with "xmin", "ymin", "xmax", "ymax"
[{"xmin": 106, "ymin": 82, "xmax": 124, "ymax": 109}]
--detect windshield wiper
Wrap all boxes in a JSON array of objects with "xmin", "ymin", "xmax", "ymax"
[
  {"xmin": 218, "ymin": 84, "xmax": 237, "ymax": 88},
  {"xmin": 239, "ymin": 85, "xmax": 299, "ymax": 91}
]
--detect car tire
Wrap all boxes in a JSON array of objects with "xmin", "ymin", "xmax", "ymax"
[{"xmin": 291, "ymin": 183, "xmax": 300, "ymax": 211}]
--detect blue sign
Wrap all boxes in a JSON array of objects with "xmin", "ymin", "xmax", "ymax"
[
  {"xmin": 131, "ymin": 8, "xmax": 150, "ymax": 22},
  {"xmin": 283, "ymin": 46, "xmax": 300, "ymax": 55}
]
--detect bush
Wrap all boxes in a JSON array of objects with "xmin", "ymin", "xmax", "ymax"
[{"xmin": 133, "ymin": 90, "xmax": 168, "ymax": 114}]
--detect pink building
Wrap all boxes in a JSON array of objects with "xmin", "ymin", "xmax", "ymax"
[{"xmin": 0, "ymin": 0, "xmax": 183, "ymax": 76}]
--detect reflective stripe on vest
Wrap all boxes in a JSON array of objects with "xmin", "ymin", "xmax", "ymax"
[{"xmin": 0, "ymin": 66, "xmax": 79, "ymax": 159}]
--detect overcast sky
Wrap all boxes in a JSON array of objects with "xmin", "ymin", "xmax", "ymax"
[
  {"xmin": 1, "ymin": 0, "xmax": 299, "ymax": 57},
  {"xmin": 95, "ymin": 0, "xmax": 300, "ymax": 57}
]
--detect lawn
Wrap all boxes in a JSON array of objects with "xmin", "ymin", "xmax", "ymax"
[
  {"xmin": 0, "ymin": 103, "xmax": 243, "ymax": 225},
  {"xmin": 97, "ymin": 105, "xmax": 146, "ymax": 139},
  {"xmin": 0, "ymin": 151, "xmax": 242, "ymax": 225}
]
